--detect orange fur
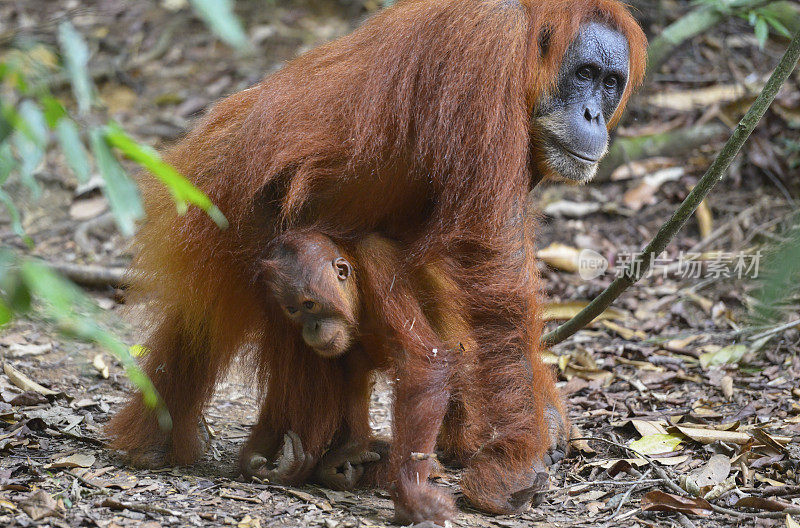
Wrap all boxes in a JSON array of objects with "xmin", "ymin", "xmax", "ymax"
[{"xmin": 107, "ymin": 0, "xmax": 646, "ymax": 522}]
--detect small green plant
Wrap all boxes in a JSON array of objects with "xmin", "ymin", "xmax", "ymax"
[{"xmin": 0, "ymin": 16, "xmax": 236, "ymax": 414}]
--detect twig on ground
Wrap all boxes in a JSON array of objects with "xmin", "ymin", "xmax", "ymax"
[
  {"xmin": 676, "ymin": 512, "xmax": 698, "ymax": 528},
  {"xmin": 67, "ymin": 470, "xmax": 112, "ymax": 495},
  {"xmin": 99, "ymin": 498, "xmax": 182, "ymax": 517},
  {"xmin": 610, "ymin": 467, "xmax": 653, "ymax": 519},
  {"xmin": 747, "ymin": 318, "xmax": 800, "ymax": 341},
  {"xmin": 48, "ymin": 262, "xmax": 127, "ymax": 288},
  {"xmin": 219, "ymin": 492, "xmax": 262, "ymax": 504},
  {"xmin": 551, "ymin": 479, "xmax": 664, "ymax": 491}
]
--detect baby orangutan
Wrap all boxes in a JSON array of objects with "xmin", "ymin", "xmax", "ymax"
[{"xmin": 257, "ymin": 230, "xmax": 389, "ymax": 490}]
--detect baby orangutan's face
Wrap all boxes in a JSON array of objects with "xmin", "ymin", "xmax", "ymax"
[{"xmin": 264, "ymin": 234, "xmax": 359, "ymax": 358}]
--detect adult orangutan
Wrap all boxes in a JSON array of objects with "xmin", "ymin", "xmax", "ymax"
[{"xmin": 107, "ymin": 0, "xmax": 646, "ymax": 523}]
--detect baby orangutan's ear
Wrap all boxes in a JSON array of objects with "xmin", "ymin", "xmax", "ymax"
[{"xmin": 333, "ymin": 257, "xmax": 352, "ymax": 281}]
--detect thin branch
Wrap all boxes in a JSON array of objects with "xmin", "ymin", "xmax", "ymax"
[
  {"xmin": 48, "ymin": 262, "xmax": 127, "ymax": 289},
  {"xmin": 542, "ymin": 29, "xmax": 800, "ymax": 347}
]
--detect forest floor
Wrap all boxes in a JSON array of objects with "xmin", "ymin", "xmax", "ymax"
[{"xmin": 1, "ymin": 1, "xmax": 799, "ymax": 527}]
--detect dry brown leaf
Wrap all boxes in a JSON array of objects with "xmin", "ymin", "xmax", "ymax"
[
  {"xmin": 69, "ymin": 196, "xmax": 108, "ymax": 220},
  {"xmin": 681, "ymin": 454, "xmax": 731, "ymax": 497},
  {"xmin": 614, "ymin": 357, "xmax": 663, "ymax": 371},
  {"xmin": 610, "ymin": 157, "xmax": 677, "ymax": 181},
  {"xmin": 735, "ymin": 496, "xmax": 796, "ymax": 512},
  {"xmin": 622, "ymin": 167, "xmax": 684, "ymax": 211},
  {"xmin": 543, "ymin": 200, "xmax": 601, "ymax": 217},
  {"xmin": 19, "ymin": 490, "xmax": 61, "ymax": 521},
  {"xmin": 720, "ymin": 375, "xmax": 734, "ymax": 400},
  {"xmin": 47, "ymin": 453, "xmax": 96, "ymax": 469},
  {"xmin": 695, "ymin": 199, "xmax": 713, "ymax": 239},
  {"xmin": 640, "ymin": 490, "xmax": 712, "ymax": 515},
  {"xmin": 672, "ymin": 425, "xmax": 751, "ymax": 445},
  {"xmin": 541, "ymin": 301, "xmax": 625, "ymax": 322},
  {"xmin": 92, "ymin": 354, "xmax": 109, "ymax": 379},
  {"xmin": 537, "ymin": 243, "xmax": 581, "ymax": 272},
  {"xmin": 3, "ymin": 363, "xmax": 58, "ymax": 396},
  {"xmin": 647, "ymin": 83, "xmax": 754, "ymax": 111},
  {"xmin": 664, "ymin": 335, "xmax": 702, "ymax": 352},
  {"xmin": 601, "ymin": 320, "xmax": 646, "ymax": 340},
  {"xmin": 630, "ymin": 419, "xmax": 669, "ymax": 437}
]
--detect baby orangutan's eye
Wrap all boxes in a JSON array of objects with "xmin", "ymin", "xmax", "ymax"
[
  {"xmin": 303, "ymin": 300, "xmax": 315, "ymax": 310},
  {"xmin": 286, "ymin": 306, "xmax": 298, "ymax": 314}
]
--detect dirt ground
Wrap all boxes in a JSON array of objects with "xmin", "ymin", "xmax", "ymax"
[{"xmin": 1, "ymin": 1, "xmax": 799, "ymax": 527}]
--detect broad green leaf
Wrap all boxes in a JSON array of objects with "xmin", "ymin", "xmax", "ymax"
[
  {"xmin": 89, "ymin": 127, "xmax": 143, "ymax": 236},
  {"xmin": 103, "ymin": 123, "xmax": 228, "ymax": 229},
  {"xmin": 762, "ymin": 14, "xmax": 792, "ymax": 38},
  {"xmin": 0, "ymin": 298, "xmax": 11, "ymax": 327},
  {"xmin": 629, "ymin": 433, "xmax": 683, "ymax": 456},
  {"xmin": 56, "ymin": 118, "xmax": 91, "ymax": 183},
  {"xmin": 13, "ymin": 100, "xmax": 48, "ymax": 197},
  {"xmin": 15, "ymin": 100, "xmax": 47, "ymax": 147},
  {"xmin": 699, "ymin": 344, "xmax": 748, "ymax": 368},
  {"xmin": 754, "ymin": 16, "xmax": 769, "ymax": 48},
  {"xmin": 19, "ymin": 259, "xmax": 167, "ymax": 423},
  {"xmin": 57, "ymin": 21, "xmax": 93, "ymax": 115},
  {"xmin": 189, "ymin": 0, "xmax": 250, "ymax": 50}
]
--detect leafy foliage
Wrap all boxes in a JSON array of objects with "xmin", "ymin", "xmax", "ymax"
[
  {"xmin": 0, "ymin": 20, "xmax": 229, "ymax": 415},
  {"xmin": 751, "ymin": 218, "xmax": 800, "ymax": 324}
]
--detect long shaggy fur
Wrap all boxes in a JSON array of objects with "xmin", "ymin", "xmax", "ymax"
[{"xmin": 107, "ymin": 0, "xmax": 646, "ymax": 521}]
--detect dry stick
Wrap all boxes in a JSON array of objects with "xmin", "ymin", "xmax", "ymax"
[
  {"xmin": 610, "ymin": 467, "xmax": 653, "ymax": 519},
  {"xmin": 48, "ymin": 262, "xmax": 127, "ymax": 288},
  {"xmin": 541, "ymin": 29, "xmax": 800, "ymax": 348}
]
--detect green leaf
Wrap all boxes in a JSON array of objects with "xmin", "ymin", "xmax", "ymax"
[
  {"xmin": 0, "ymin": 142, "xmax": 15, "ymax": 185},
  {"xmin": 103, "ymin": 123, "xmax": 228, "ymax": 229},
  {"xmin": 189, "ymin": 0, "xmax": 250, "ymax": 50},
  {"xmin": 699, "ymin": 344, "xmax": 748, "ymax": 368},
  {"xmin": 0, "ymin": 298, "xmax": 12, "ymax": 327},
  {"xmin": 0, "ymin": 252, "xmax": 31, "ymax": 313},
  {"xmin": 13, "ymin": 100, "xmax": 48, "ymax": 197},
  {"xmin": 762, "ymin": 14, "xmax": 792, "ymax": 38},
  {"xmin": 18, "ymin": 259, "xmax": 166, "ymax": 420},
  {"xmin": 629, "ymin": 433, "xmax": 683, "ymax": 456},
  {"xmin": 0, "ymin": 188, "xmax": 33, "ymax": 247},
  {"xmin": 56, "ymin": 118, "xmax": 91, "ymax": 183},
  {"xmin": 57, "ymin": 21, "xmax": 94, "ymax": 115},
  {"xmin": 0, "ymin": 107, "xmax": 11, "ymax": 144},
  {"xmin": 751, "ymin": 220, "xmax": 800, "ymax": 323},
  {"xmin": 15, "ymin": 100, "xmax": 48, "ymax": 147},
  {"xmin": 754, "ymin": 16, "xmax": 769, "ymax": 48},
  {"xmin": 41, "ymin": 96, "xmax": 68, "ymax": 128},
  {"xmin": 89, "ymin": 127, "xmax": 143, "ymax": 236}
]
